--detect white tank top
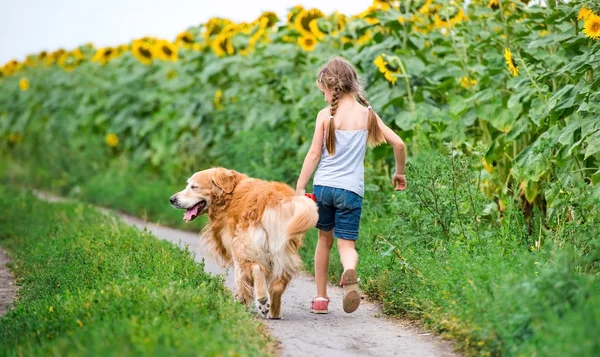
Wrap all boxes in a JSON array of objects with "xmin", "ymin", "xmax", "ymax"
[{"xmin": 313, "ymin": 107, "xmax": 369, "ymax": 197}]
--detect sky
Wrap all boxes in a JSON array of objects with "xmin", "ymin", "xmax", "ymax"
[{"xmin": 0, "ymin": 0, "xmax": 369, "ymax": 64}]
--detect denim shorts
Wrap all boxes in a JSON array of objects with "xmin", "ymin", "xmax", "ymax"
[{"xmin": 314, "ymin": 185, "xmax": 363, "ymax": 240}]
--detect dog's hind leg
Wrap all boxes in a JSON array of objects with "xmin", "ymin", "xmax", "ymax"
[
  {"xmin": 268, "ymin": 274, "xmax": 290, "ymax": 319},
  {"xmin": 233, "ymin": 261, "xmax": 253, "ymax": 306},
  {"xmin": 252, "ymin": 264, "xmax": 270, "ymax": 317}
]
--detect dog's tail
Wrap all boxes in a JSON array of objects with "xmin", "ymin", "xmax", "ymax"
[{"xmin": 286, "ymin": 196, "xmax": 319, "ymax": 238}]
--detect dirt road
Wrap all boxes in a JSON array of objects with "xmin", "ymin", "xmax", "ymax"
[
  {"xmin": 120, "ymin": 213, "xmax": 457, "ymax": 357},
  {"xmin": 0, "ymin": 249, "xmax": 17, "ymax": 317}
]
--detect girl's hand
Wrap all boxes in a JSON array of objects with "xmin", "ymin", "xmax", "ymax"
[
  {"xmin": 393, "ymin": 173, "xmax": 407, "ymax": 191},
  {"xmin": 296, "ymin": 188, "xmax": 306, "ymax": 196}
]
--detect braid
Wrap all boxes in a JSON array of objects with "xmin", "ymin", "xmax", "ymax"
[
  {"xmin": 326, "ymin": 85, "xmax": 341, "ymax": 156},
  {"xmin": 357, "ymin": 92, "xmax": 386, "ymax": 147}
]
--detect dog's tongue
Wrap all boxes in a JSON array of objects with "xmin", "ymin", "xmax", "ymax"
[{"xmin": 183, "ymin": 205, "xmax": 200, "ymax": 221}]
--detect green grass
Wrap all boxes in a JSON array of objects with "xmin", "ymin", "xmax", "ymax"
[
  {"xmin": 2, "ymin": 152, "xmax": 599, "ymax": 356},
  {"xmin": 0, "ymin": 186, "xmax": 272, "ymax": 356}
]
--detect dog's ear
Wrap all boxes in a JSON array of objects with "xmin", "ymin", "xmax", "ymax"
[{"xmin": 212, "ymin": 168, "xmax": 237, "ymax": 194}]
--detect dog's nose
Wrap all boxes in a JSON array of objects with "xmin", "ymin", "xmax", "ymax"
[{"xmin": 169, "ymin": 196, "xmax": 176, "ymax": 204}]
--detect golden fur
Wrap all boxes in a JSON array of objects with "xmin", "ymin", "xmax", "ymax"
[{"xmin": 170, "ymin": 167, "xmax": 318, "ymax": 319}]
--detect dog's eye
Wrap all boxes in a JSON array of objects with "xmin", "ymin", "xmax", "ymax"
[{"xmin": 191, "ymin": 185, "xmax": 198, "ymax": 190}]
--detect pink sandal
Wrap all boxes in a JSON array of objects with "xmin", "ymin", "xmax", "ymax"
[
  {"xmin": 340, "ymin": 269, "xmax": 360, "ymax": 313},
  {"xmin": 310, "ymin": 297, "xmax": 330, "ymax": 314}
]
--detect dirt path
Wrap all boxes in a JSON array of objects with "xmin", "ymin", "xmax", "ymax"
[
  {"xmin": 120, "ymin": 213, "xmax": 457, "ymax": 357},
  {"xmin": 0, "ymin": 248, "xmax": 17, "ymax": 317},
  {"xmin": 33, "ymin": 192, "xmax": 456, "ymax": 356}
]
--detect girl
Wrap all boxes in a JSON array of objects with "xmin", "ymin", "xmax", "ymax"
[{"xmin": 296, "ymin": 56, "xmax": 407, "ymax": 314}]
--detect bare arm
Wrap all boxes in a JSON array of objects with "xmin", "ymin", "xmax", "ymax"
[
  {"xmin": 377, "ymin": 114, "xmax": 407, "ymax": 190},
  {"xmin": 296, "ymin": 111, "xmax": 327, "ymax": 195}
]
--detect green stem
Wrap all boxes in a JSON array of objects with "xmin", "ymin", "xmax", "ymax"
[
  {"xmin": 397, "ymin": 58, "xmax": 415, "ymax": 112},
  {"xmin": 402, "ymin": 0, "xmax": 412, "ymax": 49}
]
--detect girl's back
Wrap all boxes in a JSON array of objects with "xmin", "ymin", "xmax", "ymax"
[
  {"xmin": 315, "ymin": 101, "xmax": 370, "ymax": 196},
  {"xmin": 328, "ymin": 102, "xmax": 370, "ymax": 132}
]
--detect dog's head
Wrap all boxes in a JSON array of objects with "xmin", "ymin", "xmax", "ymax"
[{"xmin": 169, "ymin": 167, "xmax": 239, "ymax": 221}]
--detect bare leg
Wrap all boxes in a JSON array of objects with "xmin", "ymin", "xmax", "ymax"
[
  {"xmin": 315, "ymin": 229, "xmax": 334, "ymax": 299},
  {"xmin": 337, "ymin": 238, "xmax": 358, "ymax": 271}
]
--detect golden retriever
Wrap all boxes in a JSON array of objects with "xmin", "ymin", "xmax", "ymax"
[{"xmin": 169, "ymin": 167, "xmax": 318, "ymax": 319}]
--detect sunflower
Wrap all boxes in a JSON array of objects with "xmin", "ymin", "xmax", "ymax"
[
  {"xmin": 176, "ymin": 31, "xmax": 195, "ymax": 49},
  {"xmin": 19, "ymin": 78, "xmax": 29, "ymax": 91},
  {"xmin": 504, "ymin": 48, "xmax": 519, "ymax": 77},
  {"xmin": 298, "ymin": 34, "xmax": 317, "ymax": 51},
  {"xmin": 211, "ymin": 32, "xmax": 234, "ymax": 57},
  {"xmin": 434, "ymin": 6, "xmax": 465, "ymax": 29},
  {"xmin": 155, "ymin": 40, "xmax": 178, "ymax": 61},
  {"xmin": 357, "ymin": 5, "xmax": 380, "ymax": 25},
  {"xmin": 294, "ymin": 9, "xmax": 325, "ymax": 36},
  {"xmin": 357, "ymin": 31, "xmax": 372, "ymax": 46},
  {"xmin": 131, "ymin": 40, "xmax": 155, "ymax": 65},
  {"xmin": 37, "ymin": 51, "xmax": 48, "ymax": 64},
  {"xmin": 308, "ymin": 19, "xmax": 326, "ymax": 40},
  {"xmin": 418, "ymin": 0, "xmax": 437, "ymax": 16},
  {"xmin": 214, "ymin": 89, "xmax": 224, "ymax": 110},
  {"xmin": 460, "ymin": 76, "xmax": 477, "ymax": 88},
  {"xmin": 583, "ymin": 13, "xmax": 600, "ymax": 40},
  {"xmin": 287, "ymin": 5, "xmax": 305, "ymax": 25},
  {"xmin": 58, "ymin": 49, "xmax": 84, "ymax": 72},
  {"xmin": 332, "ymin": 11, "xmax": 348, "ymax": 34},
  {"xmin": 105, "ymin": 133, "xmax": 119, "ymax": 147},
  {"xmin": 203, "ymin": 18, "xmax": 233, "ymax": 43},
  {"xmin": 488, "ymin": 0, "xmax": 500, "ymax": 10},
  {"xmin": 92, "ymin": 47, "xmax": 117, "ymax": 65},
  {"xmin": 2, "ymin": 60, "xmax": 21, "ymax": 76},
  {"xmin": 257, "ymin": 11, "xmax": 279, "ymax": 28},
  {"xmin": 578, "ymin": 6, "xmax": 593, "ymax": 21},
  {"xmin": 374, "ymin": 54, "xmax": 400, "ymax": 85}
]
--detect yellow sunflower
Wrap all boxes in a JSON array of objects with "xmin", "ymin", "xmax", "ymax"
[
  {"xmin": 155, "ymin": 40, "xmax": 178, "ymax": 61},
  {"xmin": 176, "ymin": 31, "xmax": 195, "ymax": 49},
  {"xmin": 374, "ymin": 54, "xmax": 400, "ymax": 85},
  {"xmin": 131, "ymin": 40, "xmax": 155, "ymax": 65},
  {"xmin": 19, "ymin": 78, "xmax": 29, "ymax": 91},
  {"xmin": 460, "ymin": 76, "xmax": 477, "ymax": 88},
  {"xmin": 357, "ymin": 31, "xmax": 372, "ymax": 46},
  {"xmin": 257, "ymin": 11, "xmax": 279, "ymax": 28},
  {"xmin": 504, "ymin": 48, "xmax": 519, "ymax": 77},
  {"xmin": 58, "ymin": 49, "xmax": 84, "ymax": 72},
  {"xmin": 488, "ymin": 0, "xmax": 500, "ymax": 10},
  {"xmin": 214, "ymin": 89, "xmax": 224, "ymax": 110},
  {"xmin": 203, "ymin": 18, "xmax": 233, "ymax": 43},
  {"xmin": 105, "ymin": 133, "xmax": 119, "ymax": 147},
  {"xmin": 418, "ymin": 0, "xmax": 437, "ymax": 16},
  {"xmin": 92, "ymin": 47, "xmax": 118, "ymax": 65},
  {"xmin": 578, "ymin": 6, "xmax": 593, "ymax": 21},
  {"xmin": 583, "ymin": 13, "xmax": 600, "ymax": 40},
  {"xmin": 298, "ymin": 34, "xmax": 317, "ymax": 51},
  {"xmin": 211, "ymin": 32, "xmax": 234, "ymax": 57},
  {"xmin": 308, "ymin": 19, "xmax": 326, "ymax": 40},
  {"xmin": 294, "ymin": 9, "xmax": 325, "ymax": 36},
  {"xmin": 357, "ymin": 5, "xmax": 380, "ymax": 25},
  {"xmin": 434, "ymin": 7, "xmax": 465, "ymax": 29},
  {"xmin": 287, "ymin": 5, "xmax": 305, "ymax": 25}
]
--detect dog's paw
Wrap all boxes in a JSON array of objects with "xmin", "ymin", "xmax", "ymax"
[{"xmin": 255, "ymin": 296, "xmax": 270, "ymax": 318}]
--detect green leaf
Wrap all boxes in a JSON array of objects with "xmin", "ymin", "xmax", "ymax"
[{"xmin": 583, "ymin": 130, "xmax": 600, "ymax": 159}]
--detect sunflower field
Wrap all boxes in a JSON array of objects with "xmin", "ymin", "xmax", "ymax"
[
  {"xmin": 2, "ymin": 0, "xmax": 600, "ymax": 213},
  {"xmin": 1, "ymin": 0, "xmax": 600, "ymax": 355}
]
